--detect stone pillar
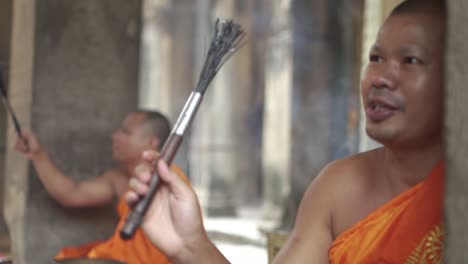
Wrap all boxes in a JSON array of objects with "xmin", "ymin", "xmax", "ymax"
[
  {"xmin": 260, "ymin": 0, "xmax": 293, "ymax": 228},
  {"xmin": 0, "ymin": 0, "xmax": 12, "ymax": 246},
  {"xmin": 243, "ymin": 0, "xmax": 268, "ymax": 205},
  {"xmin": 4, "ymin": 1, "xmax": 35, "ymax": 262},
  {"xmin": 138, "ymin": 0, "xmax": 173, "ymax": 112},
  {"xmin": 189, "ymin": 0, "xmax": 256, "ymax": 216},
  {"xmin": 213, "ymin": 0, "xmax": 259, "ymax": 207},
  {"xmin": 444, "ymin": 0, "xmax": 468, "ymax": 262},
  {"xmin": 285, "ymin": 0, "xmax": 333, "ymax": 229},
  {"xmin": 262, "ymin": 0, "xmax": 364, "ymax": 229},
  {"xmin": 138, "ymin": 0, "xmax": 195, "ymax": 173},
  {"xmin": 4, "ymin": 1, "xmax": 141, "ymax": 263}
]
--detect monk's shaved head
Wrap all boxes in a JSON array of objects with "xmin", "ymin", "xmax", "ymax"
[{"xmin": 391, "ymin": 0, "xmax": 446, "ymax": 18}]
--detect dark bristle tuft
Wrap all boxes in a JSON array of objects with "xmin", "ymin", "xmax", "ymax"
[{"xmin": 195, "ymin": 18, "xmax": 246, "ymax": 94}]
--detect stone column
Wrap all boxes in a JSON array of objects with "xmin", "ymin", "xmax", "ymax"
[
  {"xmin": 189, "ymin": 0, "xmax": 256, "ymax": 216},
  {"xmin": 260, "ymin": 0, "xmax": 293, "ymax": 228},
  {"xmin": 4, "ymin": 1, "xmax": 141, "ymax": 263},
  {"xmin": 444, "ymin": 0, "xmax": 468, "ymax": 262},
  {"xmin": 138, "ymin": 0, "xmax": 173, "ymax": 112},
  {"xmin": 4, "ymin": 1, "xmax": 35, "ymax": 262},
  {"xmin": 261, "ymin": 0, "xmax": 364, "ymax": 230},
  {"xmin": 284, "ymin": 0, "xmax": 334, "ymax": 229},
  {"xmin": 213, "ymin": 0, "xmax": 260, "ymax": 208},
  {"xmin": 0, "ymin": 0, "xmax": 12, "ymax": 246},
  {"xmin": 138, "ymin": 0, "xmax": 196, "ymax": 173}
]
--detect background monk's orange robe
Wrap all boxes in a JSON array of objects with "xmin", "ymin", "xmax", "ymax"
[
  {"xmin": 55, "ymin": 165, "xmax": 189, "ymax": 264},
  {"xmin": 329, "ymin": 162, "xmax": 444, "ymax": 264}
]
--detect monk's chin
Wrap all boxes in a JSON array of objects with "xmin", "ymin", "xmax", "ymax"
[{"xmin": 365, "ymin": 128, "xmax": 398, "ymax": 145}]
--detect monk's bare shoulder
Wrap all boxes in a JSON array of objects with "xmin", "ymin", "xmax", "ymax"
[
  {"xmin": 273, "ymin": 150, "xmax": 384, "ymax": 263},
  {"xmin": 299, "ymin": 148, "xmax": 384, "ymax": 238},
  {"xmin": 306, "ymin": 148, "xmax": 382, "ymax": 198},
  {"xmin": 322, "ymin": 147, "xmax": 382, "ymax": 194},
  {"xmin": 322, "ymin": 148, "xmax": 385, "ymax": 237}
]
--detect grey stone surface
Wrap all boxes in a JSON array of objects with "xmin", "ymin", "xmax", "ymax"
[
  {"xmin": 266, "ymin": 0, "xmax": 363, "ymax": 229},
  {"xmin": 289, "ymin": 0, "xmax": 362, "ymax": 215},
  {"xmin": 445, "ymin": 0, "xmax": 468, "ymax": 262},
  {"xmin": 4, "ymin": 0, "xmax": 141, "ymax": 263},
  {"xmin": 261, "ymin": 0, "xmax": 293, "ymax": 227},
  {"xmin": 4, "ymin": 1, "xmax": 36, "ymax": 263},
  {"xmin": 0, "ymin": 0, "xmax": 12, "ymax": 243}
]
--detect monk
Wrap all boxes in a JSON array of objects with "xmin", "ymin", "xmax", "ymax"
[
  {"xmin": 126, "ymin": 0, "xmax": 446, "ymax": 263},
  {"xmin": 15, "ymin": 110, "xmax": 181, "ymax": 264}
]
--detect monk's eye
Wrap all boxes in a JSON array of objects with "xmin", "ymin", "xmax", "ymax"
[
  {"xmin": 403, "ymin": 56, "xmax": 422, "ymax": 65},
  {"xmin": 369, "ymin": 54, "xmax": 382, "ymax": 63}
]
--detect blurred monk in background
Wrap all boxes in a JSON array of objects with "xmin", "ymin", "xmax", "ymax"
[{"xmin": 16, "ymin": 110, "xmax": 185, "ymax": 264}]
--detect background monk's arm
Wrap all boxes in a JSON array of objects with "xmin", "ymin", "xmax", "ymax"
[
  {"xmin": 30, "ymin": 150, "xmax": 117, "ymax": 207},
  {"xmin": 273, "ymin": 167, "xmax": 334, "ymax": 264},
  {"xmin": 15, "ymin": 130, "xmax": 117, "ymax": 207}
]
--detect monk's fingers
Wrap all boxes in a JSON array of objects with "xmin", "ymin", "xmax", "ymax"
[
  {"xmin": 19, "ymin": 138, "xmax": 30, "ymax": 150},
  {"xmin": 134, "ymin": 163, "xmax": 153, "ymax": 183},
  {"xmin": 15, "ymin": 139, "xmax": 30, "ymax": 154},
  {"xmin": 142, "ymin": 150, "xmax": 159, "ymax": 163},
  {"xmin": 15, "ymin": 131, "xmax": 36, "ymax": 153},
  {"xmin": 19, "ymin": 130, "xmax": 33, "ymax": 144},
  {"xmin": 14, "ymin": 139, "xmax": 23, "ymax": 151},
  {"xmin": 125, "ymin": 190, "xmax": 139, "ymax": 204},
  {"xmin": 128, "ymin": 177, "xmax": 149, "ymax": 195}
]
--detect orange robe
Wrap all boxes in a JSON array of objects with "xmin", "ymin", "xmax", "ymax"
[
  {"xmin": 55, "ymin": 165, "xmax": 189, "ymax": 264},
  {"xmin": 329, "ymin": 162, "xmax": 444, "ymax": 264}
]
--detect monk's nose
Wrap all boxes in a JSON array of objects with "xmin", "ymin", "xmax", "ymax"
[{"xmin": 372, "ymin": 61, "xmax": 399, "ymax": 90}]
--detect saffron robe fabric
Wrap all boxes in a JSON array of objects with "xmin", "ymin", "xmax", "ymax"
[
  {"xmin": 55, "ymin": 165, "xmax": 189, "ymax": 264},
  {"xmin": 329, "ymin": 162, "xmax": 444, "ymax": 264}
]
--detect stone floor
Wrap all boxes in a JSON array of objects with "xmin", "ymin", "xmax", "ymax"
[{"xmin": 204, "ymin": 206, "xmax": 270, "ymax": 264}]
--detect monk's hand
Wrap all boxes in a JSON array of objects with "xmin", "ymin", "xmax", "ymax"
[
  {"xmin": 126, "ymin": 150, "xmax": 207, "ymax": 261},
  {"xmin": 14, "ymin": 130, "xmax": 42, "ymax": 159}
]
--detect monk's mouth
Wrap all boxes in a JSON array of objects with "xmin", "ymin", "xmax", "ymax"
[{"xmin": 366, "ymin": 103, "xmax": 396, "ymax": 122}]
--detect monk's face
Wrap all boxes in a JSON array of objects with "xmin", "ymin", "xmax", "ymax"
[
  {"xmin": 361, "ymin": 12, "xmax": 445, "ymax": 148},
  {"xmin": 111, "ymin": 113, "xmax": 154, "ymax": 164}
]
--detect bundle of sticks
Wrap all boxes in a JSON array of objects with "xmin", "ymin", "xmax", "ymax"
[{"xmin": 120, "ymin": 18, "xmax": 246, "ymax": 239}]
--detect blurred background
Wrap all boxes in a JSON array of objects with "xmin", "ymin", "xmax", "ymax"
[{"xmin": 0, "ymin": 0, "xmax": 403, "ymax": 263}]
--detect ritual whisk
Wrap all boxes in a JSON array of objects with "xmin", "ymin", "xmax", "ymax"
[{"xmin": 120, "ymin": 18, "xmax": 246, "ymax": 239}]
